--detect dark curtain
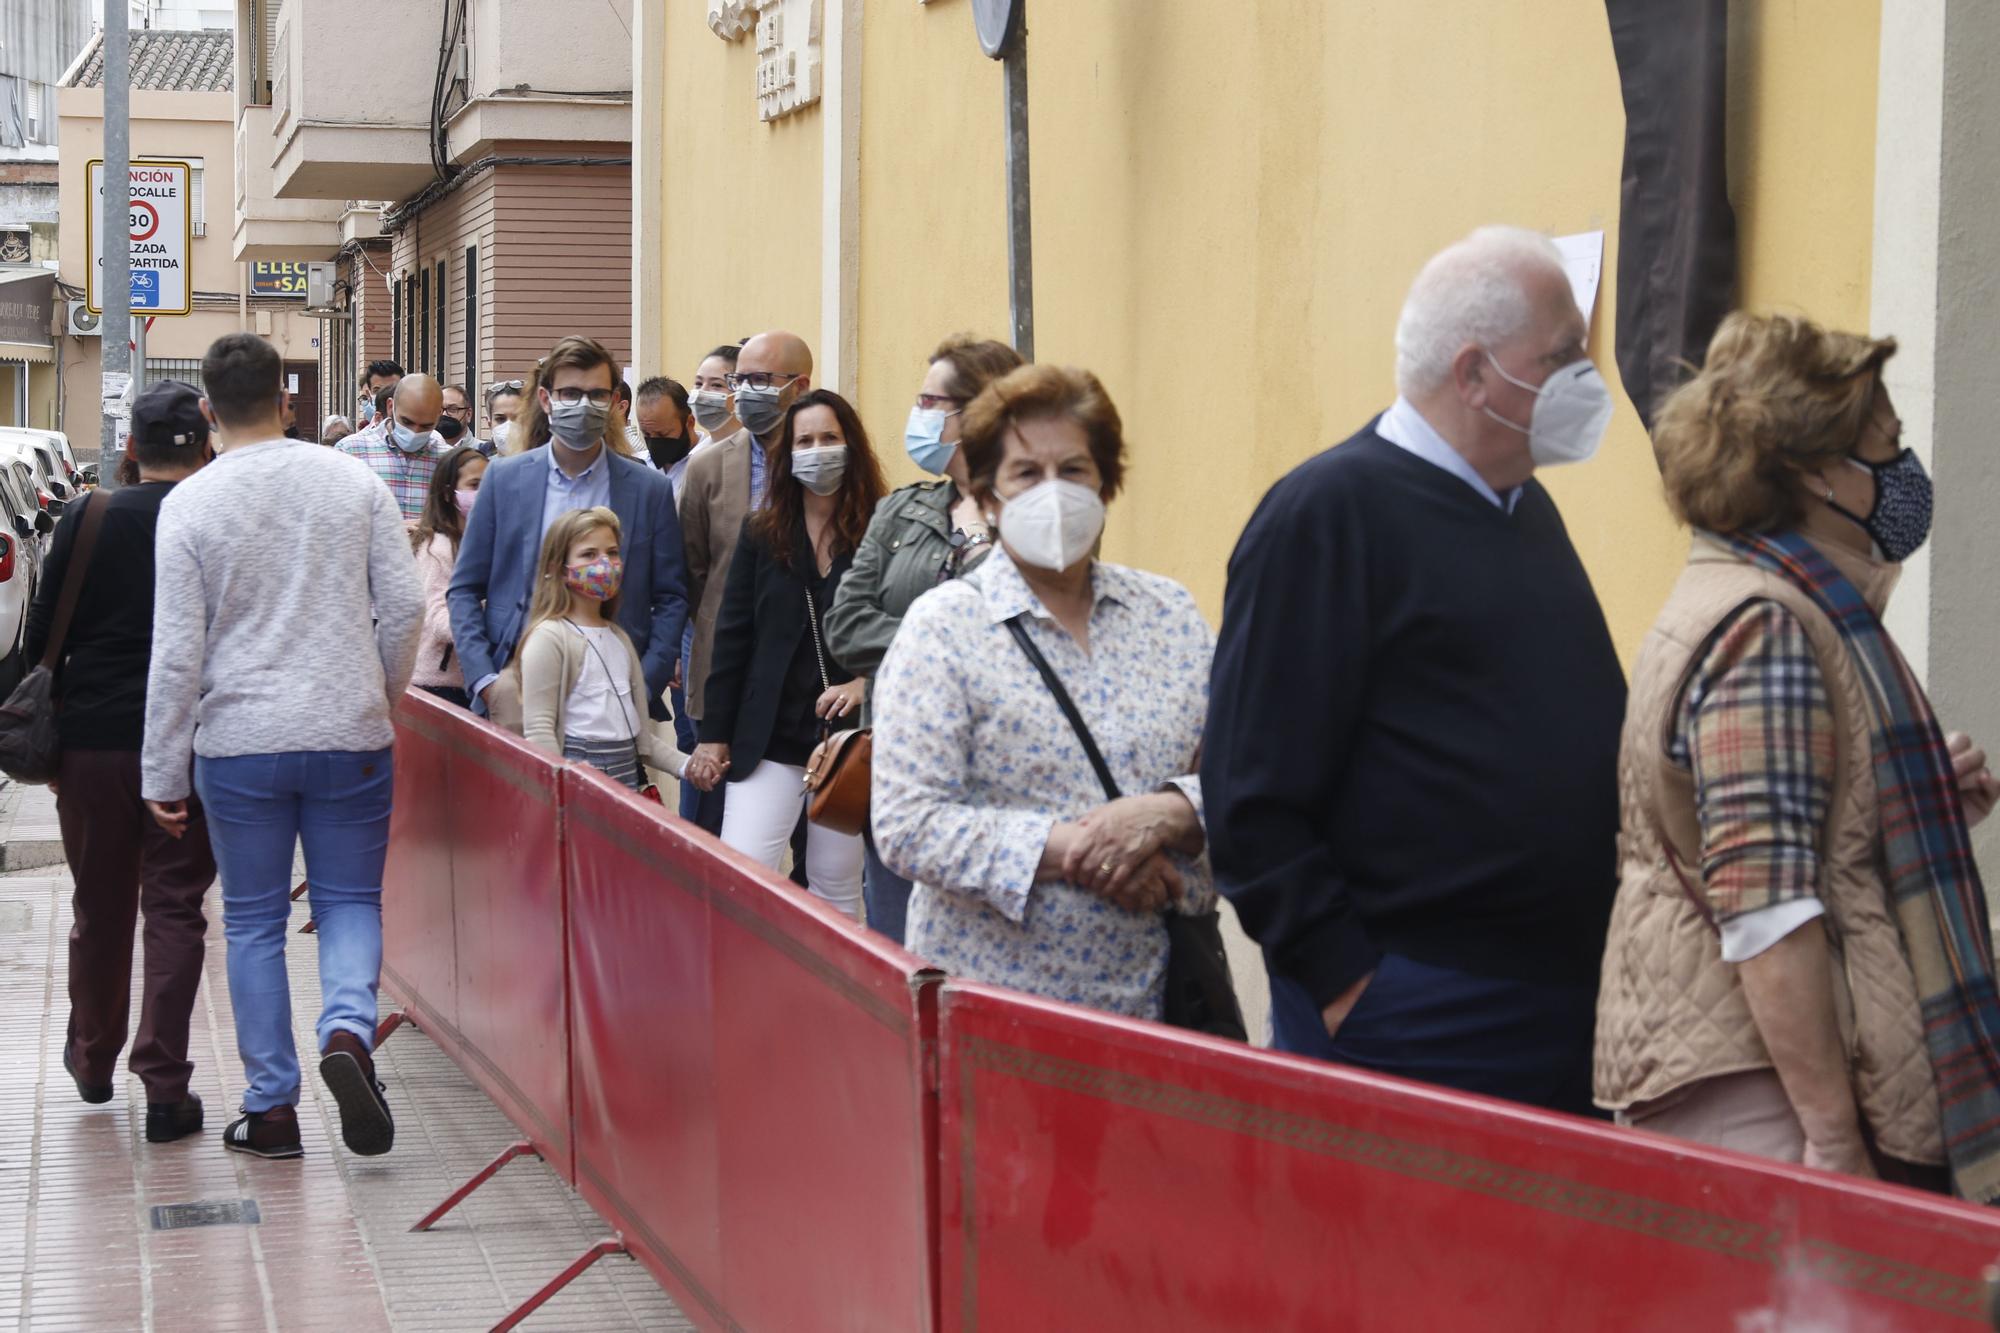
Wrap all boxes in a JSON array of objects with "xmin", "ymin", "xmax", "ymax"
[{"xmin": 1605, "ymin": 0, "xmax": 1738, "ymax": 434}]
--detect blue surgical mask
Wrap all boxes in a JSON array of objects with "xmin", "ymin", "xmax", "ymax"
[
  {"xmin": 1831, "ymin": 449, "xmax": 1933, "ymax": 563},
  {"xmin": 391, "ymin": 421, "xmax": 431, "ymax": 454},
  {"xmin": 358, "ymin": 397, "xmax": 376, "ymax": 425},
  {"xmin": 904, "ymin": 406, "xmax": 956, "ymax": 476}
]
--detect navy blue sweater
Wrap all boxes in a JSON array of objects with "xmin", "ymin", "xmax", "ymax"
[{"xmin": 1202, "ymin": 424, "xmax": 1626, "ymax": 1006}]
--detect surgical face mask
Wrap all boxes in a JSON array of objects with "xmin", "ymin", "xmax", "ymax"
[
  {"xmin": 997, "ymin": 478, "xmax": 1106, "ymax": 572},
  {"xmin": 904, "ymin": 406, "xmax": 957, "ymax": 476},
  {"xmin": 564, "ymin": 556, "xmax": 623, "ymax": 602},
  {"xmin": 358, "ymin": 396, "xmax": 377, "ymax": 426},
  {"xmin": 645, "ymin": 434, "xmax": 691, "ymax": 470},
  {"xmin": 547, "ymin": 395, "xmax": 609, "ymax": 450},
  {"xmin": 1830, "ymin": 449, "xmax": 1933, "ymax": 563},
  {"xmin": 689, "ymin": 389, "xmax": 732, "ymax": 434},
  {"xmin": 435, "ymin": 414, "xmax": 467, "ymax": 442},
  {"xmin": 1481, "ymin": 353, "xmax": 1615, "ymax": 467},
  {"xmin": 391, "ymin": 421, "xmax": 432, "ymax": 454},
  {"xmin": 490, "ymin": 420, "xmax": 512, "ymax": 451},
  {"xmin": 454, "ymin": 486, "xmax": 478, "ymax": 518},
  {"xmin": 791, "ymin": 443, "xmax": 849, "ymax": 496},
  {"xmin": 734, "ymin": 383, "xmax": 792, "ymax": 439}
]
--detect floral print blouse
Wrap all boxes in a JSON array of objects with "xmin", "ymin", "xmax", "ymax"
[{"xmin": 871, "ymin": 549, "xmax": 1213, "ymax": 1019}]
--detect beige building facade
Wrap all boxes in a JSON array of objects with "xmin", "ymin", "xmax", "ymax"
[{"xmin": 57, "ymin": 30, "xmax": 316, "ymax": 443}]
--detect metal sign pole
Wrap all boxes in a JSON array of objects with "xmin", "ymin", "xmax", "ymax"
[
  {"xmin": 99, "ymin": 0, "xmax": 131, "ymax": 491},
  {"xmin": 1003, "ymin": 24, "xmax": 1034, "ymax": 362}
]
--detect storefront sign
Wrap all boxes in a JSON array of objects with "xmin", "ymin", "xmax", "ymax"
[
  {"xmin": 250, "ymin": 261, "xmax": 311, "ymax": 297},
  {"xmin": 0, "ymin": 272, "xmax": 55, "ymax": 347}
]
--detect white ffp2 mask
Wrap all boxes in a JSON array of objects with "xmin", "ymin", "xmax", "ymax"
[
  {"xmin": 997, "ymin": 478, "xmax": 1105, "ymax": 572},
  {"xmin": 1482, "ymin": 354, "xmax": 1615, "ymax": 467}
]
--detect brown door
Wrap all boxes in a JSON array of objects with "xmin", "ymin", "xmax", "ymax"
[{"xmin": 285, "ymin": 361, "xmax": 320, "ymax": 442}]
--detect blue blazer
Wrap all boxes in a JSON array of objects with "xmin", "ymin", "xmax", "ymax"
[{"xmin": 447, "ymin": 445, "xmax": 689, "ymax": 720}]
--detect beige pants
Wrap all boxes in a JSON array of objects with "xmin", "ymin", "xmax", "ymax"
[{"xmin": 1617, "ymin": 1069, "xmax": 1806, "ymax": 1163}]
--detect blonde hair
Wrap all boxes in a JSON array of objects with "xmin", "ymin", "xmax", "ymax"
[
  {"xmin": 1654, "ymin": 312, "xmax": 1896, "ymax": 535},
  {"xmin": 520, "ymin": 507, "xmax": 624, "ymax": 646}
]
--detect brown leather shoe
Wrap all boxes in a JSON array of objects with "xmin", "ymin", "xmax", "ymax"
[
  {"xmin": 319, "ymin": 1030, "xmax": 394, "ymax": 1157},
  {"xmin": 222, "ymin": 1104, "xmax": 303, "ymax": 1159}
]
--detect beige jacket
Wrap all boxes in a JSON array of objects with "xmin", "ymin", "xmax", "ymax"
[
  {"xmin": 677, "ymin": 426, "xmax": 756, "ymax": 720},
  {"xmin": 516, "ymin": 617, "xmax": 684, "ymax": 777},
  {"xmin": 1594, "ymin": 520, "xmax": 1941, "ymax": 1164},
  {"xmin": 410, "ymin": 531, "xmax": 463, "ymax": 690}
]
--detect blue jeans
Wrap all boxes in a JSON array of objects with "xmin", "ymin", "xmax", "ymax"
[
  {"xmin": 1268, "ymin": 953, "xmax": 1602, "ymax": 1119},
  {"xmin": 862, "ymin": 827, "xmax": 913, "ymax": 946},
  {"xmin": 194, "ymin": 749, "xmax": 394, "ymax": 1113}
]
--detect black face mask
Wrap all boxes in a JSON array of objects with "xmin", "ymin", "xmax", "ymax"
[
  {"xmin": 435, "ymin": 414, "xmax": 467, "ymax": 442},
  {"xmin": 645, "ymin": 434, "xmax": 691, "ymax": 469}
]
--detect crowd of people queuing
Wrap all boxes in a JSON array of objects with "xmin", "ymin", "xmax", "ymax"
[{"xmin": 31, "ymin": 223, "xmax": 2000, "ymax": 1207}]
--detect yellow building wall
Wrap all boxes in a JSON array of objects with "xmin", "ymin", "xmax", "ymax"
[
  {"xmin": 657, "ymin": 2, "xmax": 823, "ymax": 384},
  {"xmin": 654, "ymin": 0, "xmax": 1881, "ymax": 663}
]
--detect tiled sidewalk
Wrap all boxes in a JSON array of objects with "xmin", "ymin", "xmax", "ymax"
[{"xmin": 0, "ymin": 783, "xmax": 690, "ymax": 1333}]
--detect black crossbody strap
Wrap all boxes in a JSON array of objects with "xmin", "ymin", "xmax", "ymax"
[
  {"xmin": 40, "ymin": 491, "xmax": 109, "ymax": 673},
  {"xmin": 1003, "ymin": 614, "xmax": 1121, "ymax": 801}
]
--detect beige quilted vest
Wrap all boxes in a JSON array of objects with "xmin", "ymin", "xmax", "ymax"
[{"xmin": 1593, "ymin": 528, "xmax": 1942, "ymax": 1165}]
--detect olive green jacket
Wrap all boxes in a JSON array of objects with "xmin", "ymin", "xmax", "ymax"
[{"xmin": 825, "ymin": 479, "xmax": 989, "ymax": 721}]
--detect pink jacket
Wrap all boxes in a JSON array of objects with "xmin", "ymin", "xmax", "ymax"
[{"xmin": 411, "ymin": 530, "xmax": 463, "ymax": 689}]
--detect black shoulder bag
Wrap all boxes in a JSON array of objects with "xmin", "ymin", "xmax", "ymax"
[
  {"xmin": 1003, "ymin": 614, "xmax": 1247, "ymax": 1041},
  {"xmin": 0, "ymin": 492, "xmax": 110, "ymax": 784}
]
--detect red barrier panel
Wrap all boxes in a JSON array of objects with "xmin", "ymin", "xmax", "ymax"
[
  {"xmin": 383, "ymin": 692, "xmax": 573, "ymax": 1182},
  {"xmin": 563, "ymin": 761, "xmax": 941, "ymax": 1332},
  {"xmin": 939, "ymin": 980, "xmax": 2000, "ymax": 1332},
  {"xmin": 382, "ymin": 693, "xmax": 459, "ymax": 1032}
]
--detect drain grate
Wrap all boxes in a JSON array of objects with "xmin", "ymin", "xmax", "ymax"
[{"xmin": 150, "ymin": 1199, "xmax": 262, "ymax": 1230}]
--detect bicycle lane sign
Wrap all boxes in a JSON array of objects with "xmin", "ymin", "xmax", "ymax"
[{"xmin": 86, "ymin": 158, "xmax": 192, "ymax": 316}]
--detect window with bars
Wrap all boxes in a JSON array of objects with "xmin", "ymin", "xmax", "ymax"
[
  {"xmin": 391, "ymin": 278, "xmax": 403, "ymax": 372},
  {"xmin": 418, "ymin": 267, "xmax": 430, "ymax": 374},
  {"xmin": 463, "ymin": 246, "xmax": 478, "ymax": 402},
  {"xmin": 434, "ymin": 258, "xmax": 446, "ymax": 380},
  {"xmin": 187, "ymin": 157, "xmax": 206, "ymax": 237},
  {"xmin": 143, "ymin": 358, "xmax": 205, "ymax": 392}
]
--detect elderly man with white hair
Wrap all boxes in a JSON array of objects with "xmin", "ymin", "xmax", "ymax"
[{"xmin": 1201, "ymin": 226, "xmax": 1626, "ymax": 1116}]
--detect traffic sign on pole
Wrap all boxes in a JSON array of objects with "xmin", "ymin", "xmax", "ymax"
[{"xmin": 85, "ymin": 158, "xmax": 192, "ymax": 316}]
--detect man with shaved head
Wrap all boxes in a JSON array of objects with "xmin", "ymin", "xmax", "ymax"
[
  {"xmin": 338, "ymin": 371, "xmax": 449, "ymax": 520},
  {"xmin": 674, "ymin": 330, "xmax": 813, "ymax": 834}
]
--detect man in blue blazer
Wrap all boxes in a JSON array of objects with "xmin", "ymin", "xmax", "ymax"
[{"xmin": 448, "ymin": 335, "xmax": 688, "ymax": 721}]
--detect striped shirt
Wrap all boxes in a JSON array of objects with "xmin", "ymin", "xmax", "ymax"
[
  {"xmin": 1669, "ymin": 599, "xmax": 1835, "ymax": 922},
  {"xmin": 337, "ymin": 424, "xmax": 449, "ymax": 520}
]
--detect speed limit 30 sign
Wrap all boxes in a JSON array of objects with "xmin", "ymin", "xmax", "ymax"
[{"xmin": 85, "ymin": 158, "xmax": 192, "ymax": 316}]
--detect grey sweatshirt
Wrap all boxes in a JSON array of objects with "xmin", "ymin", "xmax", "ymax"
[{"xmin": 141, "ymin": 438, "xmax": 424, "ymax": 801}]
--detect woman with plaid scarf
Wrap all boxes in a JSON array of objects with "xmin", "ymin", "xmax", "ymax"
[{"xmin": 1595, "ymin": 312, "xmax": 2000, "ymax": 1203}]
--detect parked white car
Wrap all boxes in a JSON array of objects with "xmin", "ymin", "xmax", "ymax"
[
  {"xmin": 0, "ymin": 461, "xmax": 47, "ymax": 694},
  {"xmin": 0, "ymin": 428, "xmax": 74, "ymax": 502}
]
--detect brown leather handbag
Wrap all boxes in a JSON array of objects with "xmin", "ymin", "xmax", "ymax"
[
  {"xmin": 804, "ymin": 726, "xmax": 872, "ymax": 835},
  {"xmin": 801, "ymin": 585, "xmax": 872, "ymax": 835}
]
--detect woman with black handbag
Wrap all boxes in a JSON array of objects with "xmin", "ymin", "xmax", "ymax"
[{"xmin": 870, "ymin": 365, "xmax": 1241, "ymax": 1035}]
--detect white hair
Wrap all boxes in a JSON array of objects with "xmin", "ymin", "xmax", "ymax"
[
  {"xmin": 1393, "ymin": 226, "xmax": 1566, "ymax": 398},
  {"xmin": 321, "ymin": 414, "xmax": 352, "ymax": 432}
]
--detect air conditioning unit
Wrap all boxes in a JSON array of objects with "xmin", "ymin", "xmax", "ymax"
[
  {"xmin": 305, "ymin": 261, "xmax": 336, "ymax": 310},
  {"xmin": 65, "ymin": 301, "xmax": 100, "ymax": 338}
]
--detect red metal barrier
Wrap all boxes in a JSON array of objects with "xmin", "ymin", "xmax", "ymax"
[
  {"xmin": 382, "ymin": 691, "xmax": 573, "ymax": 1182},
  {"xmin": 562, "ymin": 761, "xmax": 942, "ymax": 1332},
  {"xmin": 938, "ymin": 980, "xmax": 2000, "ymax": 1332}
]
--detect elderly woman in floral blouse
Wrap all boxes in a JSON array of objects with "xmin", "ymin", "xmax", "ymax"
[{"xmin": 870, "ymin": 364, "xmax": 1212, "ymax": 1019}]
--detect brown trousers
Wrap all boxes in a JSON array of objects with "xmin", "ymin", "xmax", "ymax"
[{"xmin": 56, "ymin": 747, "xmax": 217, "ymax": 1102}]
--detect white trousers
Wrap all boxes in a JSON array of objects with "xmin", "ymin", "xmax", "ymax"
[{"xmin": 719, "ymin": 760, "xmax": 865, "ymax": 922}]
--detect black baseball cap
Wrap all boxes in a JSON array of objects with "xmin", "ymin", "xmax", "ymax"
[{"xmin": 131, "ymin": 379, "xmax": 208, "ymax": 449}]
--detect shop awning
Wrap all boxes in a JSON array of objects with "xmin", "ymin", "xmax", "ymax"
[
  {"xmin": 0, "ymin": 270, "xmax": 56, "ymax": 364},
  {"xmin": 0, "ymin": 340, "xmax": 54, "ymax": 364}
]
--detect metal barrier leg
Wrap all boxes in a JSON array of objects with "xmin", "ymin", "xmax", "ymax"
[
  {"xmin": 488, "ymin": 1237, "xmax": 626, "ymax": 1333},
  {"xmin": 374, "ymin": 1011, "xmax": 409, "ymax": 1047},
  {"xmin": 411, "ymin": 1139, "xmax": 540, "ymax": 1232}
]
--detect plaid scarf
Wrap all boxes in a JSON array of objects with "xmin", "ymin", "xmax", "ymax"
[{"xmin": 1718, "ymin": 528, "xmax": 2000, "ymax": 1202}]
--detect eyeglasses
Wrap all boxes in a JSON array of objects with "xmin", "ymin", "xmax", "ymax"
[
  {"xmin": 724, "ymin": 371, "xmax": 800, "ymax": 393},
  {"xmin": 441, "ymin": 403, "xmax": 470, "ymax": 417},
  {"xmin": 915, "ymin": 394, "xmax": 964, "ymax": 413},
  {"xmin": 549, "ymin": 387, "xmax": 615, "ymax": 407}
]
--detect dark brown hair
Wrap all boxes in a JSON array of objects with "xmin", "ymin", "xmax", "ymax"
[
  {"xmin": 519, "ymin": 334, "xmax": 619, "ymax": 452},
  {"xmin": 751, "ymin": 389, "xmax": 886, "ymax": 572},
  {"xmin": 409, "ymin": 445, "xmax": 487, "ymax": 558},
  {"xmin": 1654, "ymin": 312, "xmax": 1895, "ymax": 535},
  {"xmin": 961, "ymin": 364, "xmax": 1128, "ymax": 504}
]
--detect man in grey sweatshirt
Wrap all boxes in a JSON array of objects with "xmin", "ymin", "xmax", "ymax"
[{"xmin": 141, "ymin": 332, "xmax": 423, "ymax": 1161}]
